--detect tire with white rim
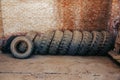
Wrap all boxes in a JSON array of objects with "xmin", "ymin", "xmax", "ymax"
[{"xmin": 10, "ymin": 36, "xmax": 34, "ymax": 59}]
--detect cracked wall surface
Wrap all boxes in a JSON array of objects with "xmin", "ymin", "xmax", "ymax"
[{"xmin": 0, "ymin": 0, "xmax": 113, "ymax": 36}]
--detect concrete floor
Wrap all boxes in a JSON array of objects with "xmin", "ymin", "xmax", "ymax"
[{"xmin": 0, "ymin": 53, "xmax": 120, "ymax": 80}]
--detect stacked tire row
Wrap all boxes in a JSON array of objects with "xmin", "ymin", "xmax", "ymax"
[{"xmin": 8, "ymin": 30, "xmax": 114, "ymax": 59}]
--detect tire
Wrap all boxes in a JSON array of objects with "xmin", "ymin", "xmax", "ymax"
[
  {"xmin": 88, "ymin": 31, "xmax": 103, "ymax": 56},
  {"xmin": 49, "ymin": 30, "xmax": 63, "ymax": 55},
  {"xmin": 2, "ymin": 36, "xmax": 17, "ymax": 53},
  {"xmin": 99, "ymin": 31, "xmax": 114, "ymax": 55},
  {"xmin": 68, "ymin": 30, "xmax": 82, "ymax": 55},
  {"xmin": 38, "ymin": 30, "xmax": 55, "ymax": 55},
  {"xmin": 0, "ymin": 39, "xmax": 3, "ymax": 50},
  {"xmin": 25, "ymin": 31, "xmax": 38, "ymax": 41},
  {"xmin": 10, "ymin": 36, "xmax": 34, "ymax": 59},
  {"xmin": 77, "ymin": 31, "xmax": 92, "ymax": 56},
  {"xmin": 34, "ymin": 34, "xmax": 41, "ymax": 54},
  {"xmin": 58, "ymin": 30, "xmax": 73, "ymax": 55}
]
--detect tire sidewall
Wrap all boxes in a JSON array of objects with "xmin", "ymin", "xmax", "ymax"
[{"xmin": 10, "ymin": 36, "xmax": 34, "ymax": 59}]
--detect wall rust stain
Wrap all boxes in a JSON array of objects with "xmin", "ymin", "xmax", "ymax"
[
  {"xmin": 57, "ymin": 0, "xmax": 75, "ymax": 30},
  {"xmin": 0, "ymin": 0, "xmax": 3, "ymax": 38},
  {"xmin": 0, "ymin": 0, "xmax": 114, "ymax": 36},
  {"xmin": 57, "ymin": 0, "xmax": 112, "ymax": 31},
  {"xmin": 80, "ymin": 0, "xmax": 111, "ymax": 31},
  {"xmin": 111, "ymin": 0, "xmax": 120, "ymax": 19},
  {"xmin": 109, "ymin": 0, "xmax": 120, "ymax": 33}
]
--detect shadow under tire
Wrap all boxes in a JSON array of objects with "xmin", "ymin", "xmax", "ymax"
[{"xmin": 10, "ymin": 36, "xmax": 34, "ymax": 59}]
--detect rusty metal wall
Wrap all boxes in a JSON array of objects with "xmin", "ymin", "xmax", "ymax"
[{"xmin": 1, "ymin": 0, "xmax": 112, "ymax": 36}]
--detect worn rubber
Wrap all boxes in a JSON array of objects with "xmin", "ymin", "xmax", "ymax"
[
  {"xmin": 88, "ymin": 31, "xmax": 103, "ymax": 56},
  {"xmin": 2, "ymin": 36, "xmax": 17, "ymax": 53},
  {"xmin": 10, "ymin": 36, "xmax": 34, "ymax": 59},
  {"xmin": 49, "ymin": 30, "xmax": 63, "ymax": 55},
  {"xmin": 25, "ymin": 31, "xmax": 38, "ymax": 41},
  {"xmin": 38, "ymin": 30, "xmax": 55, "ymax": 55},
  {"xmin": 77, "ymin": 31, "xmax": 92, "ymax": 56},
  {"xmin": 34, "ymin": 34, "xmax": 41, "ymax": 54},
  {"xmin": 99, "ymin": 31, "xmax": 113, "ymax": 55},
  {"xmin": 58, "ymin": 30, "xmax": 73, "ymax": 55},
  {"xmin": 68, "ymin": 30, "xmax": 82, "ymax": 55}
]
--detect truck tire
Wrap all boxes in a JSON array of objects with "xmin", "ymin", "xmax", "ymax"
[
  {"xmin": 34, "ymin": 34, "xmax": 41, "ymax": 54},
  {"xmin": 49, "ymin": 30, "xmax": 63, "ymax": 55},
  {"xmin": 25, "ymin": 31, "xmax": 38, "ymax": 41},
  {"xmin": 58, "ymin": 30, "xmax": 73, "ymax": 55},
  {"xmin": 10, "ymin": 36, "xmax": 34, "ymax": 59},
  {"xmin": 68, "ymin": 30, "xmax": 82, "ymax": 55},
  {"xmin": 99, "ymin": 31, "xmax": 113, "ymax": 55},
  {"xmin": 2, "ymin": 36, "xmax": 17, "ymax": 53},
  {"xmin": 77, "ymin": 31, "xmax": 92, "ymax": 56},
  {"xmin": 38, "ymin": 30, "xmax": 55, "ymax": 55},
  {"xmin": 88, "ymin": 31, "xmax": 103, "ymax": 56}
]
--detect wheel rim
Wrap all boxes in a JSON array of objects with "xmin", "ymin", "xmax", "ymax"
[{"xmin": 15, "ymin": 40, "xmax": 28, "ymax": 54}]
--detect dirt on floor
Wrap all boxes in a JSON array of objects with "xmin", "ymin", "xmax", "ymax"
[{"xmin": 0, "ymin": 53, "xmax": 120, "ymax": 80}]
